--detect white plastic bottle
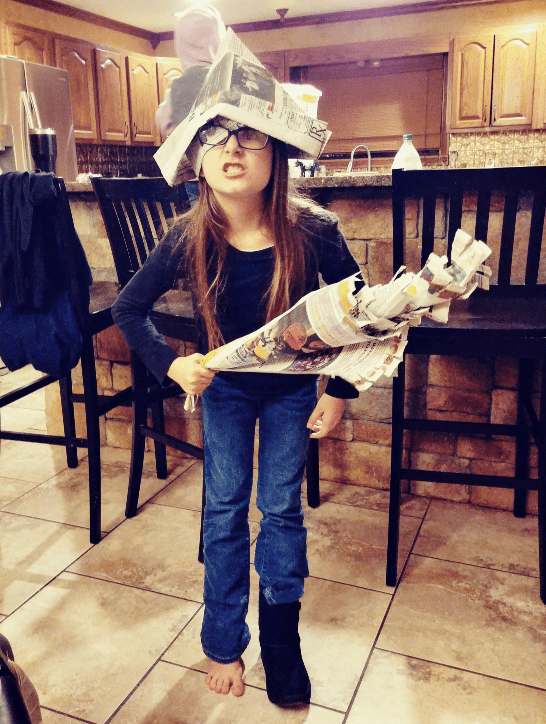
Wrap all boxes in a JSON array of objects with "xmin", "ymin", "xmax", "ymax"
[{"xmin": 391, "ymin": 134, "xmax": 423, "ymax": 170}]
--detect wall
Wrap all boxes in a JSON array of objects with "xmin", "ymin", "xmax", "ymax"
[
  {"xmin": 3, "ymin": 0, "xmax": 153, "ymax": 54},
  {"xmin": 155, "ymin": 1, "xmax": 546, "ymax": 58}
]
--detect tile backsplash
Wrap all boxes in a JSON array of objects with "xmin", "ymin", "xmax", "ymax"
[
  {"xmin": 76, "ymin": 130, "xmax": 546, "ymax": 179},
  {"xmin": 448, "ymin": 129, "xmax": 546, "ymax": 168},
  {"xmin": 76, "ymin": 143, "xmax": 160, "ymax": 178}
]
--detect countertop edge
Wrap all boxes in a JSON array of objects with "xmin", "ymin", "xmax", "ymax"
[
  {"xmin": 66, "ymin": 181, "xmax": 94, "ymax": 193},
  {"xmin": 65, "ymin": 174, "xmax": 393, "ymax": 195},
  {"xmin": 292, "ymin": 174, "xmax": 392, "ymax": 188}
]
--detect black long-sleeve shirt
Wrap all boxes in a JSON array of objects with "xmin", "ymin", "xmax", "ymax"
[{"xmin": 112, "ymin": 204, "xmax": 361, "ymax": 399}]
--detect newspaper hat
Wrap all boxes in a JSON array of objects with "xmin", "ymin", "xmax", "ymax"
[{"xmin": 154, "ymin": 28, "xmax": 331, "ymax": 186}]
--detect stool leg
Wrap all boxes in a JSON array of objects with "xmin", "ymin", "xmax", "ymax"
[
  {"xmin": 126, "ymin": 353, "xmax": 147, "ymax": 518},
  {"xmin": 80, "ymin": 334, "xmax": 102, "ymax": 544},
  {"xmin": 514, "ymin": 358, "xmax": 532, "ymax": 518},
  {"xmin": 387, "ymin": 360, "xmax": 405, "ymax": 587},
  {"xmin": 538, "ymin": 357, "xmax": 545, "ymax": 604},
  {"xmin": 150, "ymin": 393, "xmax": 168, "ymax": 479},
  {"xmin": 306, "ymin": 438, "xmax": 320, "ymax": 508},
  {"xmin": 59, "ymin": 374, "xmax": 78, "ymax": 469}
]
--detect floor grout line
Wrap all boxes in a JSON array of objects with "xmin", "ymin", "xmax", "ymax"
[
  {"xmin": 340, "ymin": 496, "xmax": 432, "ymax": 724},
  {"xmin": 0, "ymin": 398, "xmax": 542, "ymax": 722},
  {"xmin": 374, "ymin": 648, "xmax": 546, "ymax": 693},
  {"xmin": 103, "ymin": 602, "xmax": 207, "ymax": 724},
  {"xmin": 411, "ymin": 551, "xmax": 541, "ymax": 579}
]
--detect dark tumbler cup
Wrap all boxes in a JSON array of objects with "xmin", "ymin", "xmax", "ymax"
[{"xmin": 29, "ymin": 128, "xmax": 57, "ymax": 174}]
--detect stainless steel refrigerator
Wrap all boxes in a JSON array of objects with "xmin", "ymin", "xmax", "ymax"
[{"xmin": 0, "ymin": 56, "xmax": 78, "ymax": 181}]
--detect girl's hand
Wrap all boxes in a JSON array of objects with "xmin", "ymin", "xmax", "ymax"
[
  {"xmin": 167, "ymin": 354, "xmax": 216, "ymax": 395},
  {"xmin": 307, "ymin": 393, "xmax": 345, "ymax": 439}
]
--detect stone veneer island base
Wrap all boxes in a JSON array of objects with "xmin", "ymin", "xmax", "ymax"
[{"xmin": 45, "ymin": 176, "xmax": 541, "ymax": 515}]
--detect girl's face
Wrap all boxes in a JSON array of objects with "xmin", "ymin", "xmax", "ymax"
[{"xmin": 200, "ymin": 126, "xmax": 273, "ymax": 205}]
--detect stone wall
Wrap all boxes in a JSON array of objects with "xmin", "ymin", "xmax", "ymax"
[{"xmin": 50, "ymin": 183, "xmax": 541, "ymax": 515}]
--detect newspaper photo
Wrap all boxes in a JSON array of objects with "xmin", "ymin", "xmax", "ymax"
[
  {"xmin": 188, "ymin": 230, "xmax": 491, "ymax": 403},
  {"xmin": 155, "ymin": 28, "xmax": 331, "ymax": 186}
]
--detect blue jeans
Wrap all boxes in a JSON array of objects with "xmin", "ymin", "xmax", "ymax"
[{"xmin": 200, "ymin": 374, "xmax": 317, "ymax": 663}]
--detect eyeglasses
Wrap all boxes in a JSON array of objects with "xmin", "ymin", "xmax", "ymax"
[{"xmin": 197, "ymin": 124, "xmax": 269, "ymax": 150}]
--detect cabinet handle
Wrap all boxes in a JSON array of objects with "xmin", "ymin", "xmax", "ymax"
[
  {"xmin": 124, "ymin": 122, "xmax": 129, "ymax": 138},
  {"xmin": 133, "ymin": 122, "xmax": 137, "ymax": 138},
  {"xmin": 493, "ymin": 105, "xmax": 497, "ymax": 123},
  {"xmin": 483, "ymin": 105, "xmax": 488, "ymax": 123}
]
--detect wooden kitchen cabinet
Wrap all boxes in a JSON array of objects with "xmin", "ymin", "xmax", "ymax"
[
  {"xmin": 491, "ymin": 31, "xmax": 536, "ymax": 127},
  {"xmin": 449, "ymin": 33, "xmax": 494, "ymax": 129},
  {"xmin": 95, "ymin": 48, "xmax": 130, "ymax": 143},
  {"xmin": 156, "ymin": 58, "xmax": 183, "ymax": 104},
  {"xmin": 126, "ymin": 54, "xmax": 159, "ymax": 144},
  {"xmin": 532, "ymin": 24, "xmax": 546, "ymax": 129},
  {"xmin": 5, "ymin": 24, "xmax": 54, "ymax": 65},
  {"xmin": 55, "ymin": 38, "xmax": 99, "ymax": 141},
  {"xmin": 449, "ymin": 29, "xmax": 537, "ymax": 130},
  {"xmin": 127, "ymin": 55, "xmax": 159, "ymax": 143}
]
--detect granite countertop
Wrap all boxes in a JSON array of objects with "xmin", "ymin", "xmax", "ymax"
[
  {"xmin": 66, "ymin": 173, "xmax": 393, "ymax": 195},
  {"xmin": 292, "ymin": 173, "xmax": 392, "ymax": 188},
  {"xmin": 66, "ymin": 181, "xmax": 94, "ymax": 193}
]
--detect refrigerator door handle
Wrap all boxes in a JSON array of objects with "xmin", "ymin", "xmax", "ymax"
[
  {"xmin": 20, "ymin": 91, "xmax": 33, "ymax": 171},
  {"xmin": 21, "ymin": 91, "xmax": 35, "ymax": 130},
  {"xmin": 29, "ymin": 92, "xmax": 43, "ymax": 128}
]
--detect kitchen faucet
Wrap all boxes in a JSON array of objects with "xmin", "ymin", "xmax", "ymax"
[{"xmin": 346, "ymin": 144, "xmax": 371, "ymax": 173}]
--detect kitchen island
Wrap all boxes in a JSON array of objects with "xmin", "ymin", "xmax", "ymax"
[{"xmin": 53, "ymin": 174, "xmax": 540, "ymax": 515}]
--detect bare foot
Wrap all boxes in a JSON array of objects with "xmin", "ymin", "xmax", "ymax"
[{"xmin": 205, "ymin": 658, "xmax": 245, "ymax": 697}]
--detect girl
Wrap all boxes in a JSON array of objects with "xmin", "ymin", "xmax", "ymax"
[{"xmin": 112, "ymin": 118, "xmax": 360, "ymax": 706}]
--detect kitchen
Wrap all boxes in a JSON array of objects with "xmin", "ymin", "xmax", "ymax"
[
  {"xmin": 3, "ymin": 0, "xmax": 546, "ymax": 176},
  {"xmin": 1, "ymin": 1, "xmax": 545, "ymax": 722}
]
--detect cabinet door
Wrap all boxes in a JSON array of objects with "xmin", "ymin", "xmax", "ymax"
[
  {"xmin": 491, "ymin": 31, "xmax": 536, "ymax": 127},
  {"xmin": 95, "ymin": 48, "xmax": 130, "ymax": 143},
  {"xmin": 127, "ymin": 54, "xmax": 159, "ymax": 144},
  {"xmin": 450, "ymin": 34, "xmax": 494, "ymax": 129},
  {"xmin": 55, "ymin": 38, "xmax": 99, "ymax": 141},
  {"xmin": 6, "ymin": 24, "xmax": 54, "ymax": 65},
  {"xmin": 157, "ymin": 59, "xmax": 183, "ymax": 104},
  {"xmin": 532, "ymin": 25, "xmax": 546, "ymax": 129}
]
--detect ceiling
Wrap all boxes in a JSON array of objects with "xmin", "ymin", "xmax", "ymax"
[{"xmin": 51, "ymin": 0, "xmax": 453, "ymax": 35}]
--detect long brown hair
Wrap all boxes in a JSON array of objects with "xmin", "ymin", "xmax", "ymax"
[{"xmin": 173, "ymin": 140, "xmax": 312, "ymax": 350}]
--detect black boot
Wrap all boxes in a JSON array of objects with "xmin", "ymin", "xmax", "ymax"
[{"xmin": 258, "ymin": 589, "xmax": 311, "ymax": 707}]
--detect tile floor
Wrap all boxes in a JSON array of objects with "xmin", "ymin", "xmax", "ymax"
[{"xmin": 0, "ymin": 365, "xmax": 545, "ymax": 724}]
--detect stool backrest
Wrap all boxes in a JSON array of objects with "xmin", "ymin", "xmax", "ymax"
[
  {"xmin": 91, "ymin": 177, "xmax": 190, "ymax": 288},
  {"xmin": 392, "ymin": 167, "xmax": 546, "ymax": 297}
]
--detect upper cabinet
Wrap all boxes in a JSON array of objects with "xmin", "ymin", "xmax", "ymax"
[
  {"xmin": 95, "ymin": 48, "xmax": 130, "ymax": 143},
  {"xmin": 55, "ymin": 38, "xmax": 99, "ymax": 142},
  {"xmin": 449, "ymin": 29, "xmax": 537, "ymax": 130},
  {"xmin": 491, "ymin": 31, "xmax": 536, "ymax": 127},
  {"xmin": 156, "ymin": 59, "xmax": 183, "ymax": 105},
  {"xmin": 5, "ymin": 24, "xmax": 54, "ymax": 65},
  {"xmin": 449, "ymin": 33, "xmax": 494, "ymax": 129},
  {"xmin": 532, "ymin": 25, "xmax": 546, "ymax": 129},
  {"xmin": 126, "ymin": 54, "xmax": 159, "ymax": 144}
]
